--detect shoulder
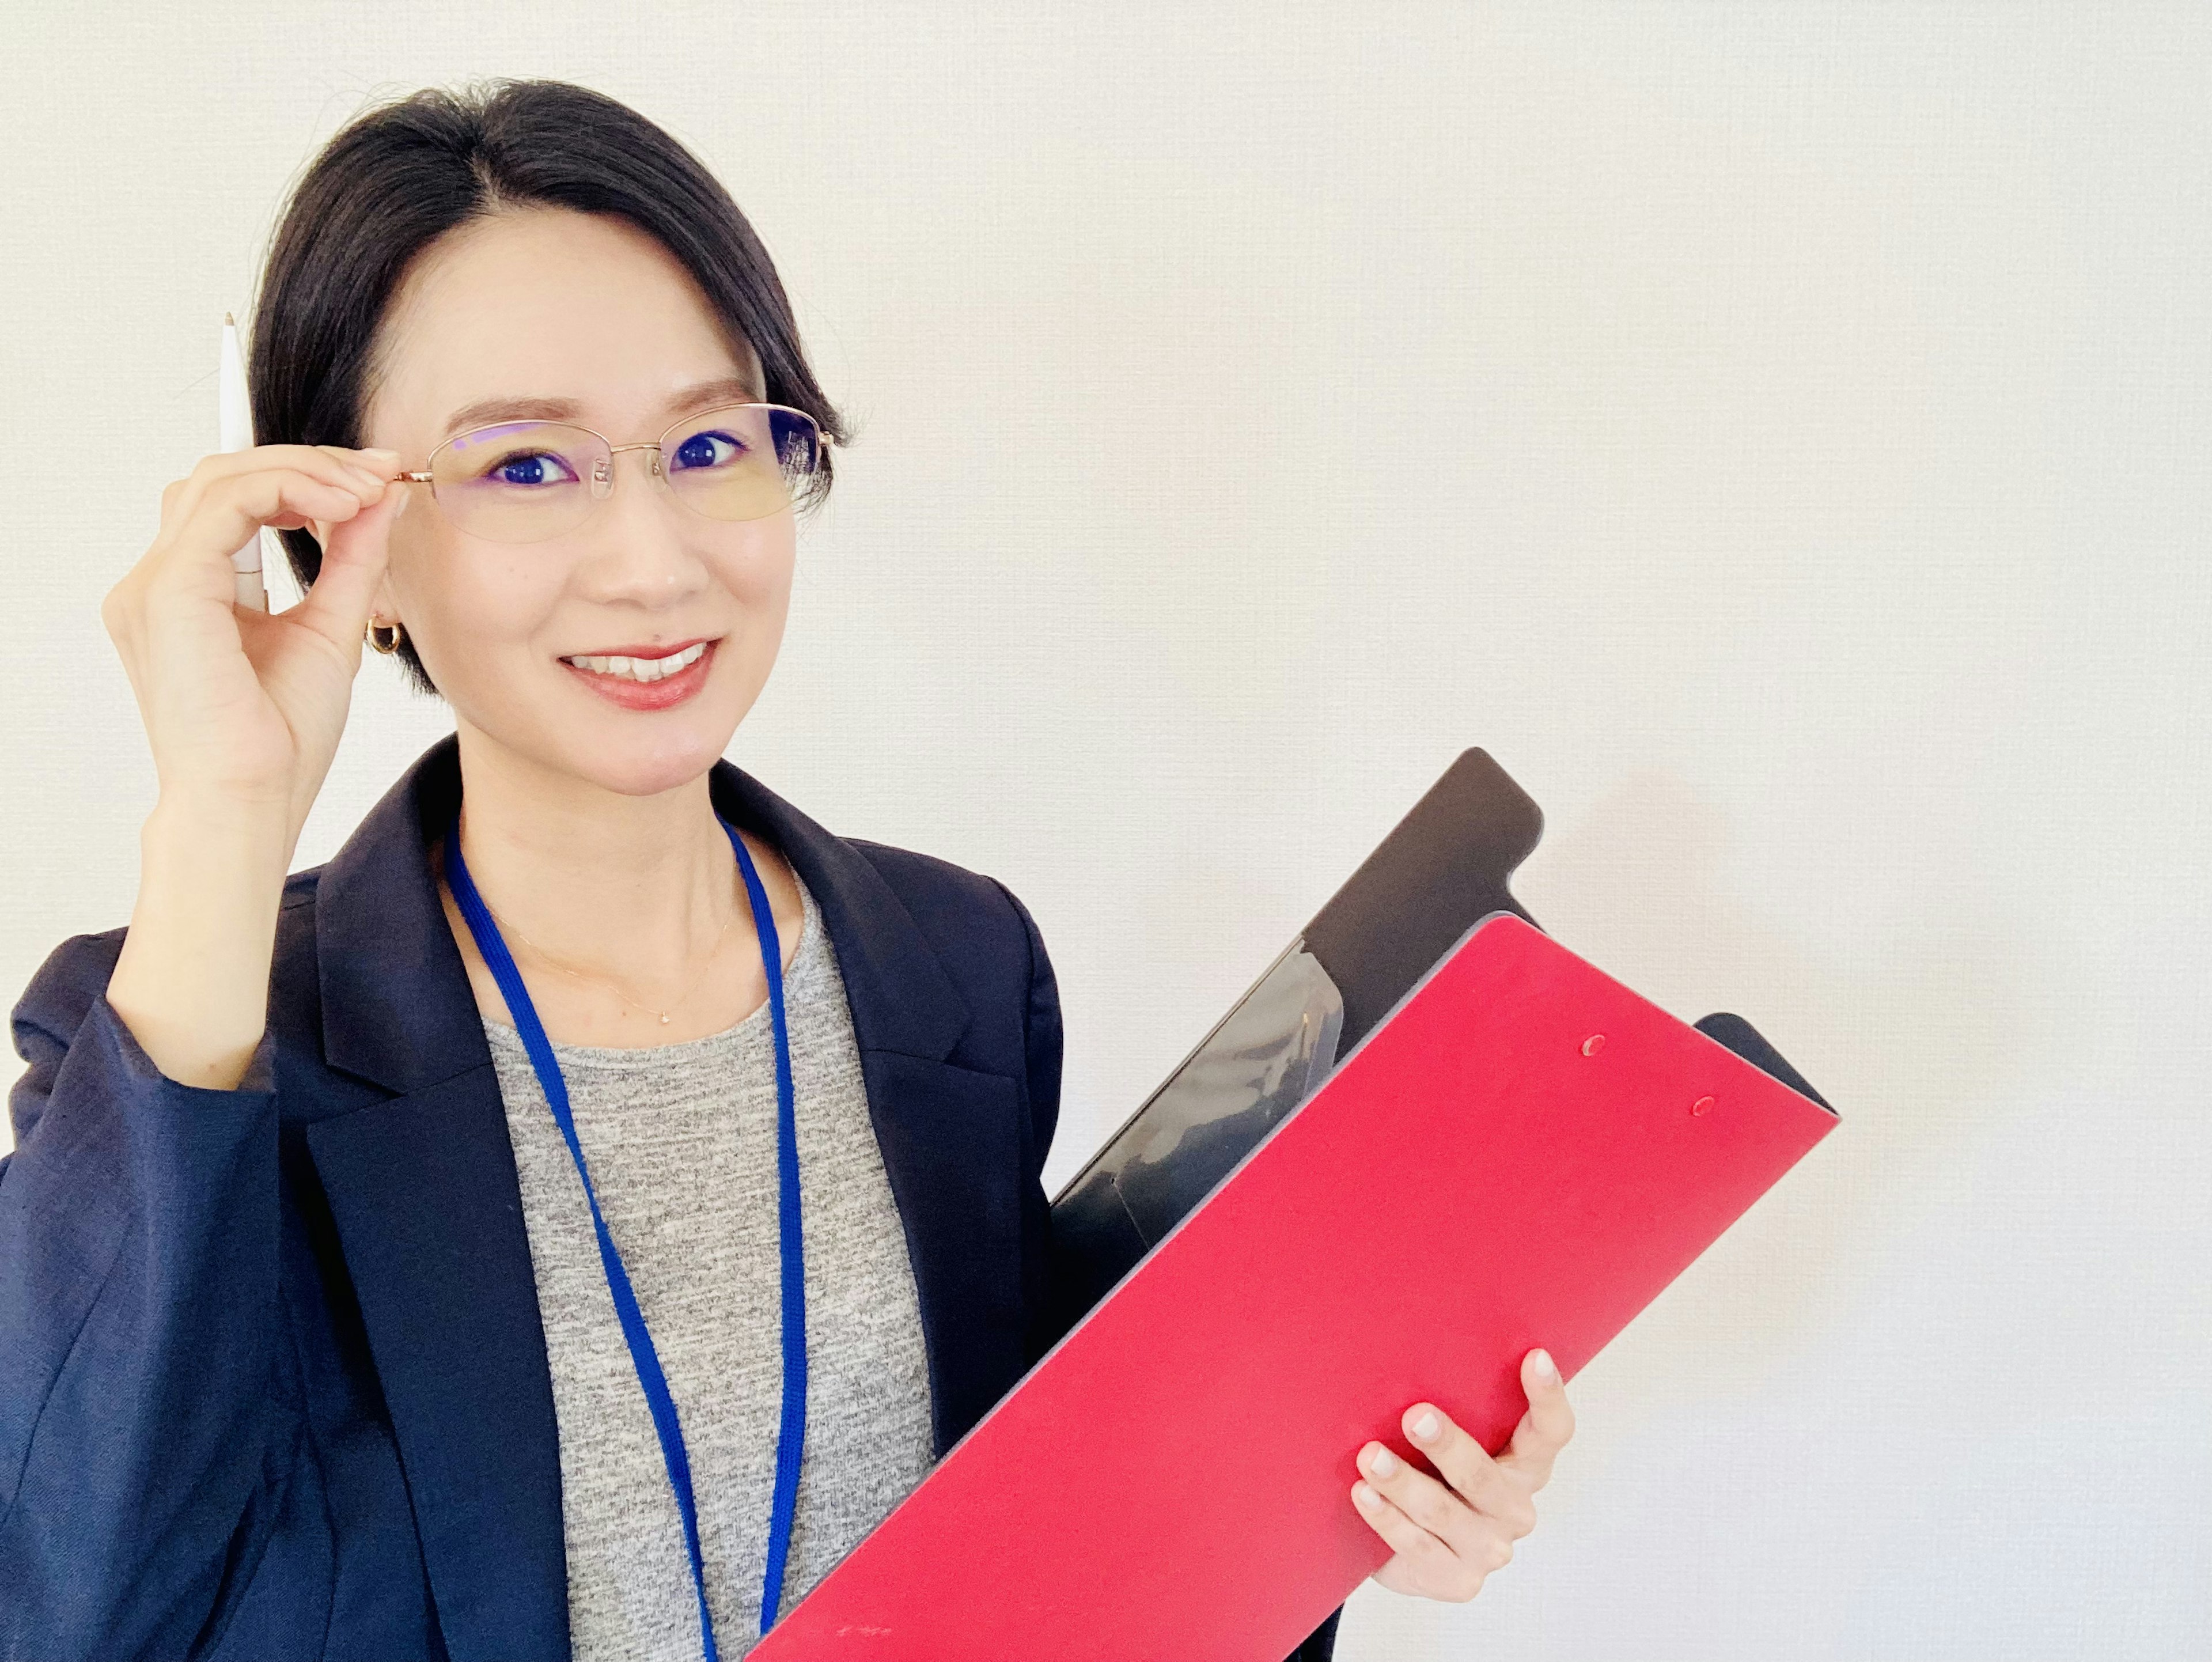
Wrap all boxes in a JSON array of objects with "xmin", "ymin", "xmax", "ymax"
[
  {"xmin": 10, "ymin": 927, "xmax": 127, "ymax": 1068},
  {"xmin": 836, "ymin": 836, "xmax": 1060, "ymax": 1093},
  {"xmin": 7, "ymin": 870, "xmax": 326, "ymax": 1145},
  {"xmin": 12, "ymin": 869, "xmax": 328, "ymax": 1068},
  {"xmin": 842, "ymin": 838, "xmax": 1049, "ymax": 979}
]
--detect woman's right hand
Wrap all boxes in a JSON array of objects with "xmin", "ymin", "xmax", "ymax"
[
  {"xmin": 100, "ymin": 444, "xmax": 406, "ymax": 1089},
  {"xmin": 102, "ymin": 443, "xmax": 404, "ymax": 847}
]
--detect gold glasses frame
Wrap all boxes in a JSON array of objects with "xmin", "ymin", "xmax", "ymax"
[{"xmin": 389, "ymin": 400, "xmax": 827, "ymax": 543}]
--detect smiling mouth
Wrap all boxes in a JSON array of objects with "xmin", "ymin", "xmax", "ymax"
[{"xmin": 559, "ymin": 642, "xmax": 711, "ymax": 683}]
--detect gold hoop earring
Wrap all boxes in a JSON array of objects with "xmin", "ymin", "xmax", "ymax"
[{"xmin": 366, "ymin": 619, "xmax": 406, "ymax": 655}]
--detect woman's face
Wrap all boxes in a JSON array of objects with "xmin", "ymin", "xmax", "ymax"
[{"xmin": 351, "ymin": 206, "xmax": 794, "ymax": 798}]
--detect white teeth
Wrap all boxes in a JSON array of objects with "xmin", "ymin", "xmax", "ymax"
[{"xmin": 564, "ymin": 643, "xmax": 711, "ymax": 682}]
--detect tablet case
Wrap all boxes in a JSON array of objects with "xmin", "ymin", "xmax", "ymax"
[{"xmin": 750, "ymin": 911, "xmax": 1839, "ymax": 1660}]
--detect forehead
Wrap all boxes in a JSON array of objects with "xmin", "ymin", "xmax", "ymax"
[{"xmin": 362, "ymin": 206, "xmax": 760, "ymax": 444}]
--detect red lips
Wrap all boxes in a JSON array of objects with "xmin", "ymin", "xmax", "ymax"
[{"xmin": 560, "ymin": 639, "xmax": 718, "ymax": 712}]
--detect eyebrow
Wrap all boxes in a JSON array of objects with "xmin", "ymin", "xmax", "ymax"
[{"xmin": 438, "ymin": 375, "xmax": 764, "ymax": 440}]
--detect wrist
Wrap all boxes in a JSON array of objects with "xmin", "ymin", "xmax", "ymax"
[
  {"xmin": 142, "ymin": 789, "xmax": 296, "ymax": 878},
  {"xmin": 147, "ymin": 779, "xmax": 293, "ymax": 835},
  {"xmin": 111, "ymin": 794, "xmax": 293, "ymax": 1089}
]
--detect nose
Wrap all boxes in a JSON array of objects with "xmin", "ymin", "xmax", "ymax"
[{"xmin": 568, "ymin": 444, "xmax": 711, "ymax": 608}]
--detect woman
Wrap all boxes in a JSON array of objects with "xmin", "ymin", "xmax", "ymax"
[{"xmin": 0, "ymin": 79, "xmax": 1574, "ymax": 1661}]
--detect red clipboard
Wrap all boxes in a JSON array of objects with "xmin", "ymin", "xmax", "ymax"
[{"xmin": 751, "ymin": 913, "xmax": 1839, "ymax": 1660}]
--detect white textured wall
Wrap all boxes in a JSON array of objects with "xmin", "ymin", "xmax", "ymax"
[{"xmin": 4, "ymin": 5, "xmax": 2206, "ymax": 1656}]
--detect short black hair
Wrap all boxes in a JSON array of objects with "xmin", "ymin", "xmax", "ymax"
[{"xmin": 248, "ymin": 78, "xmax": 847, "ymax": 694}]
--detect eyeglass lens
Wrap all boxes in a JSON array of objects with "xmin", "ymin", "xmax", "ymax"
[{"xmin": 428, "ymin": 404, "xmax": 823, "ymax": 544}]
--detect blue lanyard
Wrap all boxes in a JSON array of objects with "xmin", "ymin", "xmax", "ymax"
[{"xmin": 444, "ymin": 812, "xmax": 808, "ymax": 1657}]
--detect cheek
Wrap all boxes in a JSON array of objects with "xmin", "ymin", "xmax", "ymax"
[
  {"xmin": 387, "ymin": 518, "xmax": 566, "ymax": 694},
  {"xmin": 711, "ymin": 522, "xmax": 797, "ymax": 607},
  {"xmin": 715, "ymin": 531, "xmax": 797, "ymax": 689}
]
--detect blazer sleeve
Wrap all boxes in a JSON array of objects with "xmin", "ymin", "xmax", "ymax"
[
  {"xmin": 0, "ymin": 932, "xmax": 292, "ymax": 1660},
  {"xmin": 989, "ymin": 887, "xmax": 1344, "ymax": 1662},
  {"xmin": 986, "ymin": 877, "xmax": 1065, "ymax": 1375}
]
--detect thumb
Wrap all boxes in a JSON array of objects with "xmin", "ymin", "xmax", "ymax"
[{"xmin": 294, "ymin": 482, "xmax": 402, "ymax": 649}]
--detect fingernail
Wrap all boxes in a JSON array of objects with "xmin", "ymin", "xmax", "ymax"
[
  {"xmin": 1367, "ymin": 1445, "xmax": 1398, "ymax": 1478},
  {"xmin": 1352, "ymin": 1481, "xmax": 1378, "ymax": 1507},
  {"xmin": 1533, "ymin": 1349, "xmax": 1559, "ymax": 1381},
  {"xmin": 359, "ymin": 447, "xmax": 400, "ymax": 463},
  {"xmin": 1411, "ymin": 1410, "xmax": 1441, "ymax": 1443}
]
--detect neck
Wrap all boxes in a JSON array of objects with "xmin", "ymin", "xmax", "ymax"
[{"xmin": 448, "ymin": 723, "xmax": 738, "ymax": 983}]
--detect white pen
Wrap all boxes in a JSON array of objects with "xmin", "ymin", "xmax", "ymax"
[{"xmin": 217, "ymin": 312, "xmax": 270, "ymax": 612}]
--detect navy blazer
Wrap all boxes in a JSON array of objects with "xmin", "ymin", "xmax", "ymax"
[{"xmin": 1, "ymin": 735, "xmax": 1343, "ymax": 1662}]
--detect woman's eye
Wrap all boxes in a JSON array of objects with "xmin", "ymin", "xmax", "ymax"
[
  {"xmin": 490, "ymin": 450, "xmax": 579, "ymax": 488},
  {"xmin": 671, "ymin": 430, "xmax": 748, "ymax": 471}
]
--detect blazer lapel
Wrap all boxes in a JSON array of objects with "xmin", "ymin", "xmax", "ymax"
[
  {"xmin": 303, "ymin": 737, "xmax": 568, "ymax": 1662},
  {"xmin": 709, "ymin": 763, "xmax": 1032, "ymax": 1455},
  {"xmin": 297, "ymin": 736, "xmax": 1030, "ymax": 1662}
]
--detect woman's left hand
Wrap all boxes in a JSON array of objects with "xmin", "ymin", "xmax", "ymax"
[{"xmin": 1350, "ymin": 1346, "xmax": 1576, "ymax": 1602}]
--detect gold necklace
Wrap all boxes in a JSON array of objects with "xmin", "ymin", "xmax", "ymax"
[{"xmin": 488, "ymin": 896, "xmax": 741, "ymax": 1027}]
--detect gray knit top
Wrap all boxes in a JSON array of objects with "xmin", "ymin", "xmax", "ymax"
[{"xmin": 482, "ymin": 870, "xmax": 937, "ymax": 1660}]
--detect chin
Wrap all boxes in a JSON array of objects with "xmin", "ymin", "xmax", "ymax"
[
  {"xmin": 450, "ymin": 642, "xmax": 771, "ymax": 801},
  {"xmin": 564, "ymin": 716, "xmax": 741, "ymax": 799}
]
